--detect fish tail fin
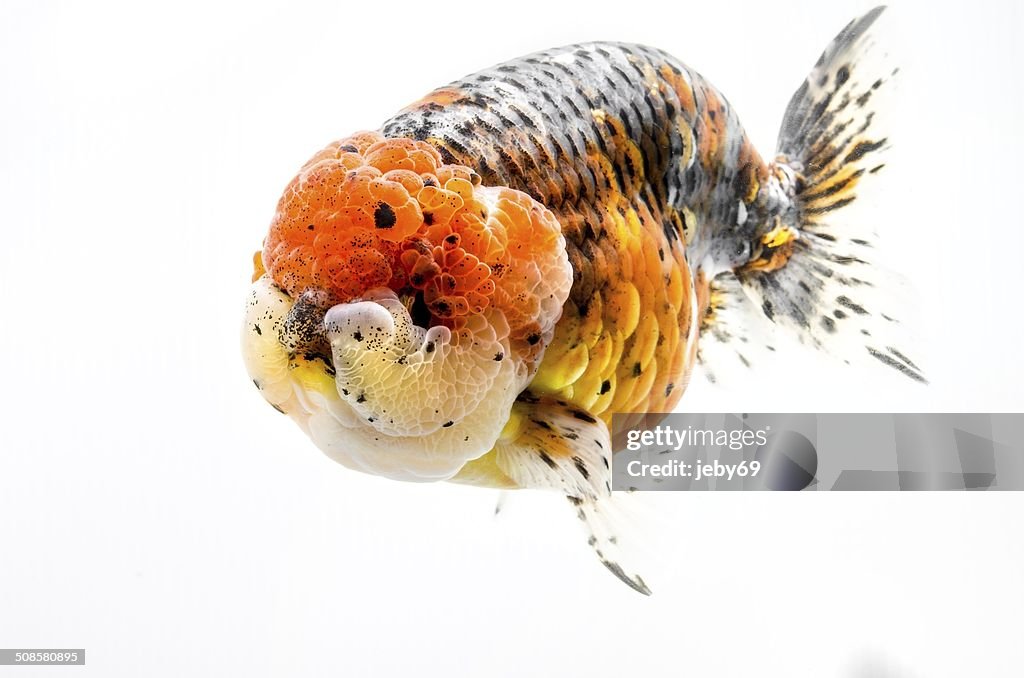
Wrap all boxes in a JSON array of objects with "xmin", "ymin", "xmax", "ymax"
[{"xmin": 700, "ymin": 6, "xmax": 926, "ymax": 384}]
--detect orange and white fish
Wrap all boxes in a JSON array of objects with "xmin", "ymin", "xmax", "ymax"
[{"xmin": 242, "ymin": 7, "xmax": 921, "ymax": 594}]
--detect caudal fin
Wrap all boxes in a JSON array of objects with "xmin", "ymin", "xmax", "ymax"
[{"xmin": 701, "ymin": 6, "xmax": 925, "ymax": 384}]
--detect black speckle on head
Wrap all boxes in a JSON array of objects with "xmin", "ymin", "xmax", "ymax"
[
  {"xmin": 253, "ymin": 323, "xmax": 262, "ymax": 336},
  {"xmin": 493, "ymin": 352, "xmax": 504, "ymax": 361},
  {"xmin": 539, "ymin": 450, "xmax": 556, "ymax": 468},
  {"xmin": 599, "ymin": 380, "xmax": 611, "ymax": 395},
  {"xmin": 339, "ymin": 144, "xmax": 358, "ymax": 152},
  {"xmin": 373, "ymin": 202, "xmax": 397, "ymax": 229},
  {"xmin": 527, "ymin": 333, "xmax": 541, "ymax": 345},
  {"xmin": 423, "ymin": 212, "xmax": 434, "ymax": 225},
  {"xmin": 632, "ymin": 362, "xmax": 642, "ymax": 377},
  {"xmin": 442, "ymin": 420, "xmax": 454, "ymax": 428},
  {"xmin": 356, "ymin": 393, "xmax": 366, "ymax": 404},
  {"xmin": 665, "ymin": 382, "xmax": 674, "ymax": 397},
  {"xmin": 425, "ymin": 341, "xmax": 435, "ymax": 353}
]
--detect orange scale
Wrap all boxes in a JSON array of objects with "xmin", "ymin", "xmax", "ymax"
[
  {"xmin": 265, "ymin": 237, "xmax": 291, "ymax": 265},
  {"xmin": 364, "ymin": 138, "xmax": 442, "ymax": 175},
  {"xmin": 449, "ymin": 209, "xmax": 485, "ymax": 233},
  {"xmin": 352, "ymin": 229, "xmax": 387, "ymax": 253},
  {"xmin": 444, "ymin": 177, "xmax": 476, "ymax": 203},
  {"xmin": 368, "ymin": 178, "xmax": 410, "ymax": 206},
  {"xmin": 422, "ymin": 223, "xmax": 454, "ymax": 244},
  {"xmin": 311, "ymin": 231, "xmax": 341, "ymax": 256},
  {"xmin": 446, "ymin": 252, "xmax": 478, "ymax": 279},
  {"xmin": 337, "ymin": 205, "xmax": 374, "ymax": 230},
  {"xmin": 461, "ymin": 262, "xmax": 492, "ymax": 292},
  {"xmin": 465, "ymin": 290, "xmax": 489, "ymax": 313},
  {"xmin": 365, "ymin": 147, "xmax": 414, "ymax": 173},
  {"xmin": 342, "ymin": 131, "xmax": 386, "ymax": 153},
  {"xmin": 439, "ymin": 246, "xmax": 466, "ymax": 270},
  {"xmin": 440, "ymin": 232, "xmax": 461, "ymax": 250},
  {"xmin": 436, "ymin": 165, "xmax": 480, "ymax": 186},
  {"xmin": 381, "ymin": 200, "xmax": 424, "ymax": 242},
  {"xmin": 272, "ymin": 245, "xmax": 319, "ymax": 295},
  {"xmin": 476, "ymin": 279, "xmax": 496, "ymax": 297},
  {"xmin": 417, "ymin": 185, "xmax": 463, "ymax": 222},
  {"xmin": 408, "ymin": 149, "xmax": 441, "ymax": 175},
  {"xmin": 337, "ymin": 152, "xmax": 364, "ymax": 170},
  {"xmin": 383, "ymin": 169, "xmax": 425, "ymax": 195}
]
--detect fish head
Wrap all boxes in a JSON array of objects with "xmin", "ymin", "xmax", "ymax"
[{"xmin": 242, "ymin": 132, "xmax": 572, "ymax": 481}]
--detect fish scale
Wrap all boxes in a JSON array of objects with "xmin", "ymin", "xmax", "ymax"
[{"xmin": 382, "ymin": 42, "xmax": 759, "ymax": 422}]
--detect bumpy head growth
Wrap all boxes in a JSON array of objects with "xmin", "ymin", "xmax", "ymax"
[{"xmin": 243, "ymin": 132, "xmax": 572, "ymax": 480}]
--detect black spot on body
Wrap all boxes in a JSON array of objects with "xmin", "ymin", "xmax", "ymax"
[
  {"xmin": 571, "ymin": 409, "xmax": 597, "ymax": 424},
  {"xmin": 835, "ymin": 64, "xmax": 850, "ymax": 87},
  {"xmin": 531, "ymin": 418, "xmax": 553, "ymax": 431},
  {"xmin": 572, "ymin": 456, "xmax": 590, "ymax": 480}
]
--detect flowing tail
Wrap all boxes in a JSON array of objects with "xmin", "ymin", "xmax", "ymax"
[{"xmin": 699, "ymin": 6, "xmax": 926, "ymax": 384}]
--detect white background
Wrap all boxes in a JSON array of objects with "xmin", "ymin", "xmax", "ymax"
[{"xmin": 1, "ymin": 1, "xmax": 1022, "ymax": 676}]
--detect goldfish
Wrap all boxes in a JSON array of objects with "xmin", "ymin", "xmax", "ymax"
[{"xmin": 241, "ymin": 6, "xmax": 921, "ymax": 594}]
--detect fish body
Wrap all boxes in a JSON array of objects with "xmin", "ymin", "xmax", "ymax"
[{"xmin": 242, "ymin": 7, "xmax": 920, "ymax": 593}]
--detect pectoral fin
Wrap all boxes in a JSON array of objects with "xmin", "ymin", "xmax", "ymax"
[{"xmin": 486, "ymin": 393, "xmax": 651, "ymax": 595}]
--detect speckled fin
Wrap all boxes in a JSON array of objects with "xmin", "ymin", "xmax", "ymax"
[
  {"xmin": 494, "ymin": 395, "xmax": 651, "ymax": 595},
  {"xmin": 696, "ymin": 273, "xmax": 780, "ymax": 384},
  {"xmin": 728, "ymin": 6, "xmax": 926, "ymax": 383}
]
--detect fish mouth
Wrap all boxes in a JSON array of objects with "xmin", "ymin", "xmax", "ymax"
[{"xmin": 241, "ymin": 276, "xmax": 523, "ymax": 481}]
